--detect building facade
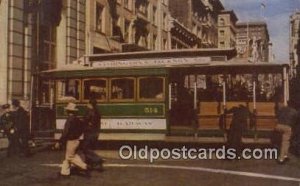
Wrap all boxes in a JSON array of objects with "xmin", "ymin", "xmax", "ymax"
[
  {"xmin": 169, "ymin": 0, "xmax": 224, "ymax": 49},
  {"xmin": 0, "ymin": 0, "xmax": 33, "ymax": 102},
  {"xmin": 0, "ymin": 0, "xmax": 238, "ymax": 105},
  {"xmin": 290, "ymin": 12, "xmax": 300, "ymax": 76},
  {"xmin": 85, "ymin": 0, "xmax": 170, "ymax": 54},
  {"xmin": 169, "ymin": 18, "xmax": 201, "ymax": 49},
  {"xmin": 236, "ymin": 22, "xmax": 270, "ymax": 62},
  {"xmin": 217, "ymin": 10, "xmax": 238, "ymax": 49}
]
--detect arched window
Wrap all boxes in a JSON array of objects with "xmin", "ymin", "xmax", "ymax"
[{"xmin": 219, "ymin": 18, "xmax": 225, "ymax": 26}]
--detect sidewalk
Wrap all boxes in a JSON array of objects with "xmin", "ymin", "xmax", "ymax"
[{"xmin": 0, "ymin": 136, "xmax": 53, "ymax": 153}]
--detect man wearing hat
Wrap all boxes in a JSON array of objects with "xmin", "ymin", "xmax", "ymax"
[
  {"xmin": 11, "ymin": 99, "xmax": 31, "ymax": 157},
  {"xmin": 55, "ymin": 102, "xmax": 89, "ymax": 177},
  {"xmin": 0, "ymin": 104, "xmax": 18, "ymax": 157}
]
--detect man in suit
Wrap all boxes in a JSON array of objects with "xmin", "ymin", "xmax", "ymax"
[
  {"xmin": 0, "ymin": 104, "xmax": 18, "ymax": 157},
  {"xmin": 11, "ymin": 99, "xmax": 31, "ymax": 157}
]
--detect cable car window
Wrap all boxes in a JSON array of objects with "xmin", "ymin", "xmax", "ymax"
[
  {"xmin": 57, "ymin": 79, "xmax": 80, "ymax": 102},
  {"xmin": 83, "ymin": 79, "xmax": 107, "ymax": 101},
  {"xmin": 139, "ymin": 77, "xmax": 164, "ymax": 100},
  {"xmin": 110, "ymin": 78, "xmax": 135, "ymax": 101}
]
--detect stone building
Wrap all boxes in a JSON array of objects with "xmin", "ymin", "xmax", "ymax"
[
  {"xmin": 0, "ymin": 0, "xmax": 36, "ymax": 102},
  {"xmin": 169, "ymin": 0, "xmax": 225, "ymax": 48},
  {"xmin": 290, "ymin": 12, "xmax": 300, "ymax": 76},
  {"xmin": 168, "ymin": 18, "xmax": 201, "ymax": 49},
  {"xmin": 236, "ymin": 21, "xmax": 270, "ymax": 62},
  {"xmin": 0, "ymin": 0, "xmax": 236, "ymax": 105},
  {"xmin": 217, "ymin": 10, "xmax": 238, "ymax": 49},
  {"xmin": 0, "ymin": 0, "xmax": 171, "ymax": 102},
  {"xmin": 86, "ymin": 0, "xmax": 170, "ymax": 54}
]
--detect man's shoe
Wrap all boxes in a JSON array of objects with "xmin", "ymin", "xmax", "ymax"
[
  {"xmin": 57, "ymin": 172, "xmax": 70, "ymax": 178},
  {"xmin": 78, "ymin": 170, "xmax": 91, "ymax": 178},
  {"xmin": 72, "ymin": 167, "xmax": 91, "ymax": 178},
  {"xmin": 93, "ymin": 163, "xmax": 104, "ymax": 172},
  {"xmin": 277, "ymin": 156, "xmax": 289, "ymax": 164}
]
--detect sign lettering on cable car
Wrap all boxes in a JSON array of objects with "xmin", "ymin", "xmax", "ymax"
[{"xmin": 92, "ymin": 57, "xmax": 211, "ymax": 68}]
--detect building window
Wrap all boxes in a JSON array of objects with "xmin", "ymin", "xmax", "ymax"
[
  {"xmin": 40, "ymin": 24, "xmax": 55, "ymax": 103},
  {"xmin": 219, "ymin": 30, "xmax": 225, "ymax": 37},
  {"xmin": 291, "ymin": 23, "xmax": 295, "ymax": 37},
  {"xmin": 163, "ymin": 13, "xmax": 167, "ymax": 30},
  {"xmin": 196, "ymin": 26, "xmax": 199, "ymax": 35},
  {"xmin": 138, "ymin": 33, "xmax": 148, "ymax": 48},
  {"xmin": 124, "ymin": 19, "xmax": 130, "ymax": 42},
  {"xmin": 112, "ymin": 15, "xmax": 121, "ymax": 37},
  {"xmin": 163, "ymin": 39, "xmax": 168, "ymax": 50},
  {"xmin": 219, "ymin": 18, "xmax": 225, "ymax": 26},
  {"xmin": 153, "ymin": 34, "xmax": 157, "ymax": 50},
  {"xmin": 41, "ymin": 25, "xmax": 56, "ymax": 71},
  {"xmin": 192, "ymin": 22, "xmax": 197, "ymax": 34},
  {"xmin": 147, "ymin": 34, "xmax": 151, "ymax": 49},
  {"xmin": 220, "ymin": 41, "xmax": 225, "ymax": 48},
  {"xmin": 153, "ymin": 6, "xmax": 157, "ymax": 25},
  {"xmin": 96, "ymin": 3, "xmax": 104, "ymax": 32}
]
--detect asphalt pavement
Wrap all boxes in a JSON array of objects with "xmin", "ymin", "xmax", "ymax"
[{"xmin": 0, "ymin": 147, "xmax": 300, "ymax": 186}]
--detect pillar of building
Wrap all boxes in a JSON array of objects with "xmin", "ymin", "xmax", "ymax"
[
  {"xmin": 157, "ymin": 0, "xmax": 162, "ymax": 51},
  {"xmin": 129, "ymin": 16, "xmax": 136, "ymax": 44},
  {"xmin": 7, "ymin": 0, "xmax": 25, "ymax": 100},
  {"xmin": 0, "ymin": 0, "xmax": 9, "ymax": 103},
  {"xmin": 57, "ymin": 0, "xmax": 85, "ymax": 65},
  {"xmin": 24, "ymin": 14, "xmax": 33, "ymax": 100},
  {"xmin": 167, "ymin": 16, "xmax": 174, "ymax": 50}
]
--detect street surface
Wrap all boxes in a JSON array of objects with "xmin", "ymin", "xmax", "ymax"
[{"xmin": 1, "ymin": 148, "xmax": 300, "ymax": 186}]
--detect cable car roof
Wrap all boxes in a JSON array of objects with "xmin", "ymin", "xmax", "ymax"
[{"xmin": 40, "ymin": 49, "xmax": 289, "ymax": 77}]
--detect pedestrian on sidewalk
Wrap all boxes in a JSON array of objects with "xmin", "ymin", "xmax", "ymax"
[
  {"xmin": 0, "ymin": 104, "xmax": 19, "ymax": 157},
  {"xmin": 290, "ymin": 110, "xmax": 300, "ymax": 156},
  {"xmin": 11, "ymin": 99, "xmax": 31, "ymax": 157},
  {"xmin": 81, "ymin": 98, "xmax": 104, "ymax": 171},
  {"xmin": 226, "ymin": 104, "xmax": 250, "ymax": 157},
  {"xmin": 55, "ymin": 102, "xmax": 90, "ymax": 177},
  {"xmin": 275, "ymin": 101, "xmax": 298, "ymax": 164}
]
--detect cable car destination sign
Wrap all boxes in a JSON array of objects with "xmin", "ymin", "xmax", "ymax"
[{"xmin": 92, "ymin": 57, "xmax": 211, "ymax": 68}]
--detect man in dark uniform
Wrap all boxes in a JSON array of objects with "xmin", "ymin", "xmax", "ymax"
[
  {"xmin": 0, "ymin": 104, "xmax": 18, "ymax": 157},
  {"xmin": 289, "ymin": 65, "xmax": 300, "ymax": 156},
  {"xmin": 81, "ymin": 99, "xmax": 104, "ymax": 171},
  {"xmin": 226, "ymin": 104, "xmax": 251, "ymax": 156},
  {"xmin": 11, "ymin": 99, "xmax": 31, "ymax": 157}
]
